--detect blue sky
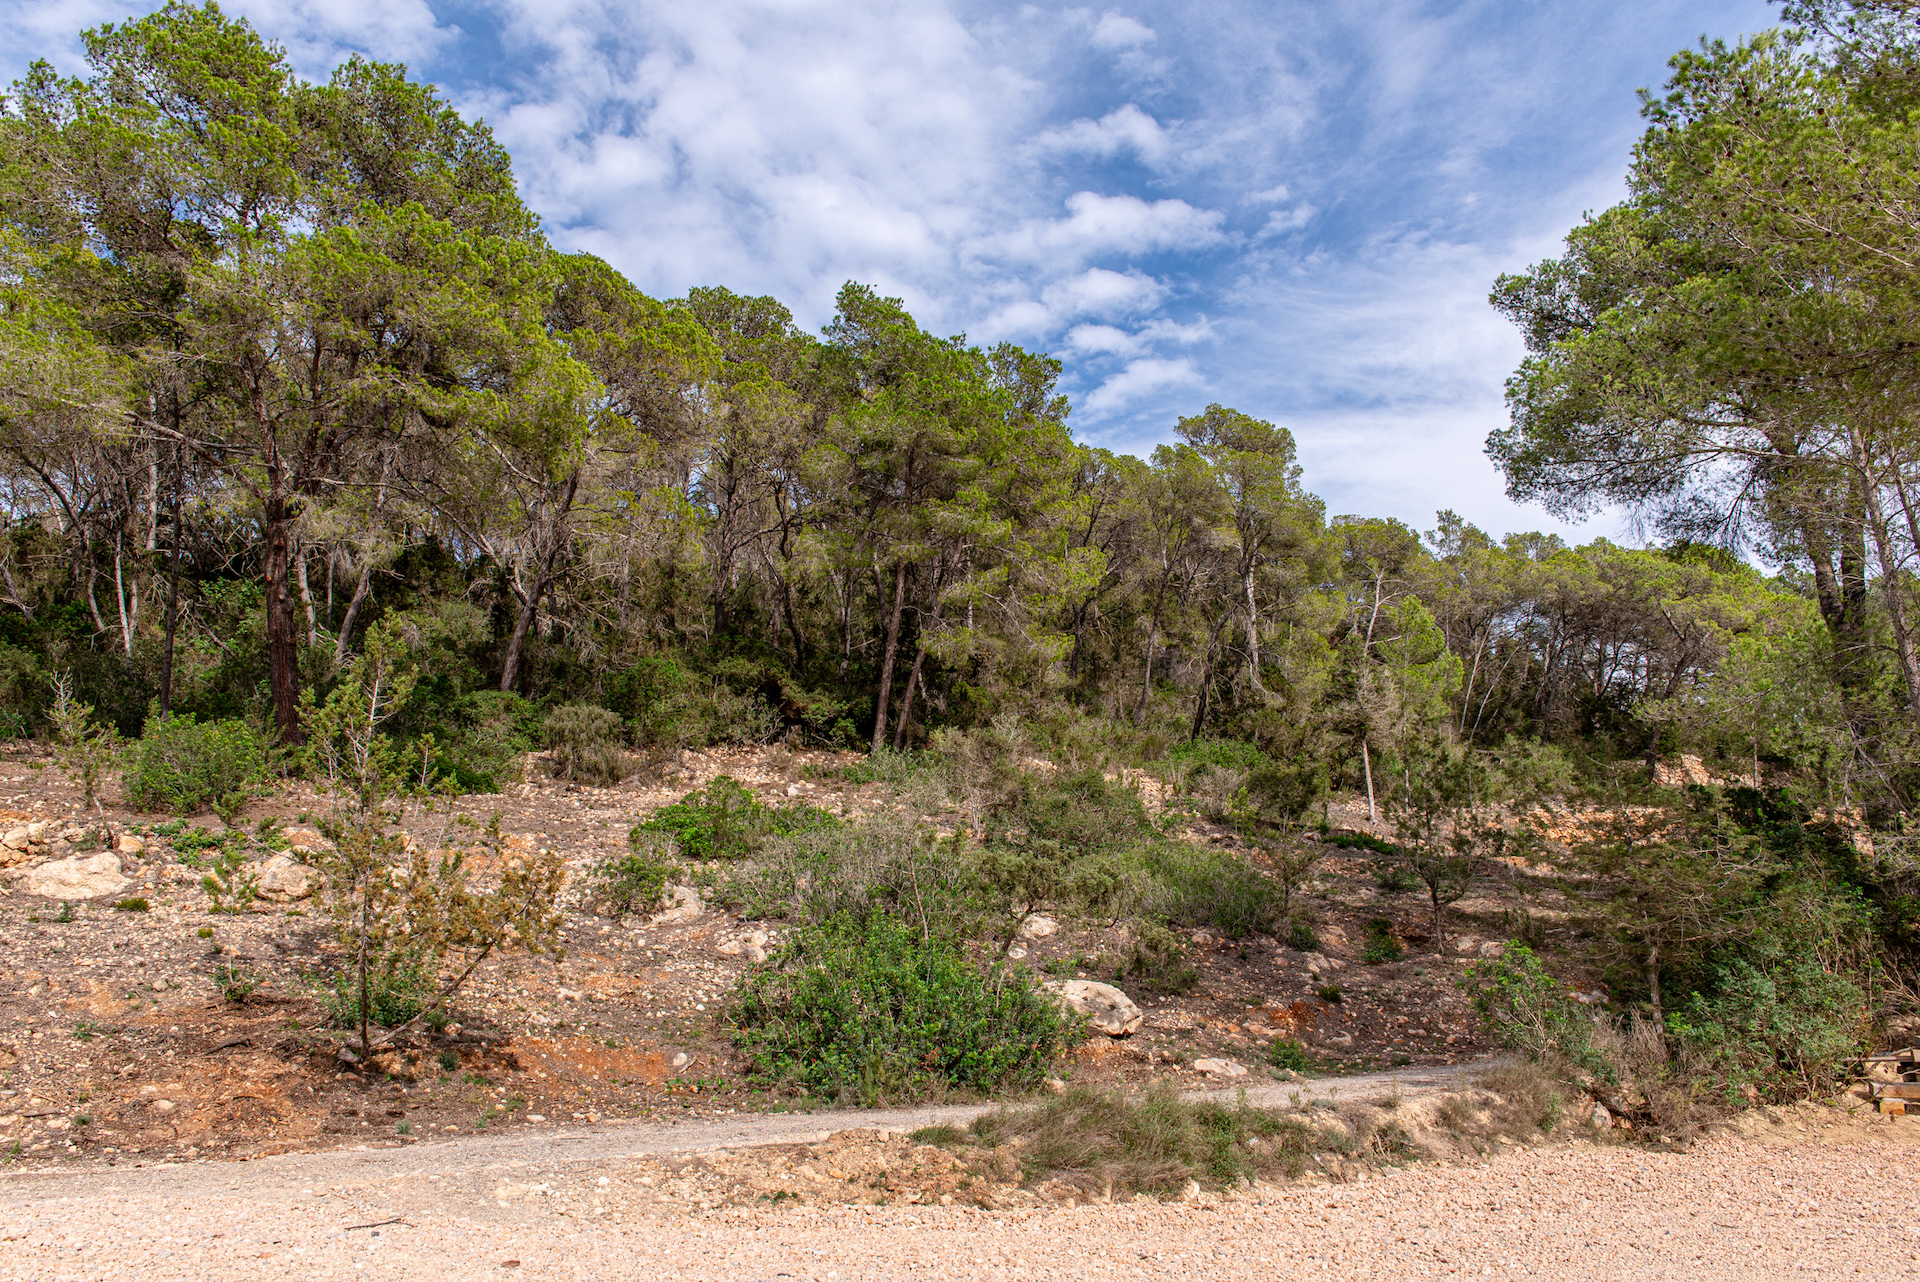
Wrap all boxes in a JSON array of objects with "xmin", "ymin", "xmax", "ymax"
[{"xmin": 3, "ymin": 0, "xmax": 1779, "ymax": 540}]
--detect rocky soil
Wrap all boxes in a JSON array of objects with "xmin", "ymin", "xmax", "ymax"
[{"xmin": 0, "ymin": 743, "xmax": 1608, "ymax": 1169}]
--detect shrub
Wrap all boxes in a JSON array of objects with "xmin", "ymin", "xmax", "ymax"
[
  {"xmin": 1665, "ymin": 940, "xmax": 1871, "ymax": 1102},
  {"xmin": 111, "ymin": 897, "xmax": 149, "ymax": 912},
  {"xmin": 1374, "ymin": 860, "xmax": 1420, "ymax": 894},
  {"xmin": 700, "ymin": 814, "xmax": 986, "ymax": 931},
  {"xmin": 1267, "ymin": 1039, "xmax": 1312, "ymax": 1072},
  {"xmin": 1361, "ymin": 918, "xmax": 1404, "ymax": 964},
  {"xmin": 588, "ymin": 832, "xmax": 674, "ymax": 920},
  {"xmin": 1120, "ymin": 920, "xmax": 1199, "ymax": 995},
  {"xmin": 1144, "ymin": 843, "xmax": 1285, "ymax": 939},
  {"xmin": 214, "ymin": 958, "xmax": 260, "ymax": 1003},
  {"xmin": 543, "ymin": 704, "xmax": 627, "ymax": 784},
  {"xmin": 729, "ymin": 912, "xmax": 1072, "ymax": 1103},
  {"xmin": 49, "ymin": 672, "xmax": 119, "ymax": 812},
  {"xmin": 123, "ymin": 714, "xmax": 270, "ymax": 817},
  {"xmin": 1285, "ymin": 918, "xmax": 1321, "ymax": 952},
  {"xmin": 835, "ymin": 747, "xmax": 946, "ymax": 789},
  {"xmin": 1462, "ymin": 943, "xmax": 1599, "ymax": 1071},
  {"xmin": 636, "ymin": 775, "xmax": 834, "ymax": 861},
  {"xmin": 317, "ymin": 964, "xmax": 437, "ymax": 1030},
  {"xmin": 969, "ymin": 1083, "xmax": 1314, "ymax": 1196}
]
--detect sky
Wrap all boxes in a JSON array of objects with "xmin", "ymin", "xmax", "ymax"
[{"xmin": 2, "ymin": 0, "xmax": 1782, "ymax": 542}]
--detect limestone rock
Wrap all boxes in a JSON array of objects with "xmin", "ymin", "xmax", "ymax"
[
  {"xmin": 115, "ymin": 833, "xmax": 144, "ymax": 856},
  {"xmin": 24, "ymin": 852, "xmax": 129, "ymax": 900},
  {"xmin": 283, "ymin": 826, "xmax": 332, "ymax": 853},
  {"xmin": 256, "ymin": 853, "xmax": 317, "ymax": 903},
  {"xmin": 2, "ymin": 827, "xmax": 30, "ymax": 852},
  {"xmin": 1052, "ymin": 979, "xmax": 1143, "ymax": 1037},
  {"xmin": 651, "ymin": 884, "xmax": 703, "ymax": 925},
  {"xmin": 1193, "ymin": 1057, "xmax": 1248, "ymax": 1079},
  {"xmin": 1589, "ymin": 1102, "xmax": 1611, "ymax": 1130},
  {"xmin": 1477, "ymin": 940, "xmax": 1506, "ymax": 958},
  {"xmin": 1019, "ymin": 914, "xmax": 1059, "ymax": 939}
]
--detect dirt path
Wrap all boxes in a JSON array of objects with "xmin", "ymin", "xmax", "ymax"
[
  {"xmin": 4, "ymin": 1103, "xmax": 1915, "ymax": 1281},
  {"xmin": 7, "ymin": 1065, "xmax": 1916, "ymax": 1281}
]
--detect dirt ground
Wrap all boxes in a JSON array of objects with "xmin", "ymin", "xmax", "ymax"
[{"xmin": 1, "ymin": 1092, "xmax": 1914, "ymax": 1280}]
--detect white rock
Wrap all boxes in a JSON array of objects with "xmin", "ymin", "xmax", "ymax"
[
  {"xmin": 25, "ymin": 821, "xmax": 48, "ymax": 841},
  {"xmin": 115, "ymin": 834, "xmax": 144, "ymax": 856},
  {"xmin": 1477, "ymin": 941, "xmax": 1506, "ymax": 958},
  {"xmin": 1005, "ymin": 944, "xmax": 1028, "ymax": 960},
  {"xmin": 283, "ymin": 826, "xmax": 332, "ymax": 853},
  {"xmin": 1191, "ymin": 932, "xmax": 1213, "ymax": 947},
  {"xmin": 715, "ymin": 939, "xmax": 745, "ymax": 956},
  {"xmin": 669, "ymin": 1052, "xmax": 691, "ymax": 1070},
  {"xmin": 1452, "ymin": 935, "xmax": 1481, "ymax": 954},
  {"xmin": 2, "ymin": 827, "xmax": 30, "ymax": 851},
  {"xmin": 1051, "ymin": 980, "xmax": 1143, "ymax": 1037},
  {"xmin": 59, "ymin": 827, "xmax": 85, "ymax": 843},
  {"xmin": 24, "ymin": 852, "xmax": 128, "ymax": 900},
  {"xmin": 255, "ymin": 853, "xmax": 317, "ymax": 903},
  {"xmin": 651, "ymin": 884, "xmax": 703, "ymax": 925},
  {"xmin": 1589, "ymin": 1102, "xmax": 1611, "ymax": 1130},
  {"xmin": 1019, "ymin": 914, "xmax": 1059, "ymax": 939},
  {"xmin": 745, "ymin": 930, "xmax": 769, "ymax": 948},
  {"xmin": 1193, "ymin": 1058, "xmax": 1248, "ymax": 1078}
]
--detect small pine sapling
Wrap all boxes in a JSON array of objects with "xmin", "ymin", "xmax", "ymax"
[{"xmin": 48, "ymin": 672, "xmax": 119, "ymax": 814}]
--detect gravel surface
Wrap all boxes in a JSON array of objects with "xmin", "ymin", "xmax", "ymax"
[{"xmin": 4, "ymin": 1097, "xmax": 1916, "ymax": 1280}]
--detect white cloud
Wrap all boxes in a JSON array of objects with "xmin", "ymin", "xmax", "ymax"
[
  {"xmin": 995, "ymin": 191, "xmax": 1226, "ymax": 264},
  {"xmin": 1033, "ymin": 103, "xmax": 1171, "ymax": 165},
  {"xmin": 1088, "ymin": 11, "xmax": 1155, "ymax": 50},
  {"xmin": 1081, "ymin": 356, "xmax": 1202, "ymax": 416}
]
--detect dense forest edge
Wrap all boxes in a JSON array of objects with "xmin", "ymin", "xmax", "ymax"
[{"xmin": 6, "ymin": 0, "xmax": 1920, "ymax": 1148}]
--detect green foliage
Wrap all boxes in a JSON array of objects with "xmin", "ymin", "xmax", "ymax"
[
  {"xmin": 214, "ymin": 959, "xmax": 261, "ymax": 1004},
  {"xmin": 1141, "ymin": 843, "xmax": 1286, "ymax": 939},
  {"xmin": 729, "ymin": 912, "xmax": 1071, "ymax": 1103},
  {"xmin": 588, "ymin": 832, "xmax": 674, "ymax": 920},
  {"xmin": 1462, "ymin": 943, "xmax": 1599, "ymax": 1071},
  {"xmin": 1266, "ymin": 1039, "xmax": 1312, "ymax": 1072},
  {"xmin": 835, "ymin": 747, "xmax": 946, "ymax": 788},
  {"xmin": 111, "ymin": 897, "xmax": 148, "ymax": 912},
  {"xmin": 1285, "ymin": 918, "xmax": 1320, "ymax": 952},
  {"xmin": 1374, "ymin": 860, "xmax": 1420, "ymax": 894},
  {"xmin": 1665, "ymin": 938, "xmax": 1871, "ymax": 1101},
  {"xmin": 543, "ymin": 703, "xmax": 627, "ymax": 783},
  {"xmin": 48, "ymin": 672, "xmax": 119, "ymax": 812},
  {"xmin": 123, "ymin": 714, "xmax": 270, "ymax": 818},
  {"xmin": 635, "ymin": 775, "xmax": 834, "ymax": 861},
  {"xmin": 969, "ymin": 1083, "xmax": 1316, "ymax": 1196},
  {"xmin": 1119, "ymin": 920, "xmax": 1198, "ymax": 994},
  {"xmin": 1166, "ymin": 739, "xmax": 1269, "ymax": 772},
  {"xmin": 1361, "ymin": 918, "xmax": 1404, "ymax": 964},
  {"xmin": 317, "ymin": 965, "xmax": 437, "ymax": 1030},
  {"xmin": 200, "ymin": 847, "xmax": 258, "ymax": 914},
  {"xmin": 1323, "ymin": 830, "xmax": 1401, "ymax": 857}
]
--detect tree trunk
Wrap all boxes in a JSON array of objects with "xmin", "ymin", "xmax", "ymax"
[
  {"xmin": 1362, "ymin": 739, "xmax": 1377, "ymax": 824},
  {"xmin": 264, "ymin": 490, "xmax": 303, "ymax": 745},
  {"xmin": 334, "ymin": 560, "xmax": 374, "ymax": 667},
  {"xmin": 499, "ymin": 579, "xmax": 543, "ymax": 694},
  {"xmin": 158, "ymin": 446, "xmax": 183, "ymax": 718},
  {"xmin": 871, "ymin": 560, "xmax": 909, "ymax": 753}
]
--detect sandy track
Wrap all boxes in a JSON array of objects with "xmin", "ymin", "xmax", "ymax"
[{"xmin": 4, "ymin": 1070, "xmax": 1915, "ymax": 1281}]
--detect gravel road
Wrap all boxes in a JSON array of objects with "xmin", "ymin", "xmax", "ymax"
[{"xmin": 4, "ymin": 1069, "xmax": 1915, "ymax": 1281}]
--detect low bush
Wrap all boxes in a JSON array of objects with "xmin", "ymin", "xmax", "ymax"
[
  {"xmin": 1120, "ymin": 920, "xmax": 1199, "ymax": 995},
  {"xmin": 1462, "ymin": 943, "xmax": 1601, "ymax": 1073},
  {"xmin": 1361, "ymin": 918, "xmax": 1404, "ymax": 964},
  {"xmin": 1267, "ymin": 1039, "xmax": 1312, "ymax": 1072},
  {"xmin": 968, "ymin": 1083, "xmax": 1314, "ymax": 1196},
  {"xmin": 636, "ymin": 775, "xmax": 834, "ymax": 861},
  {"xmin": 1285, "ymin": 918, "xmax": 1321, "ymax": 952},
  {"xmin": 1374, "ymin": 860, "xmax": 1420, "ymax": 894},
  {"xmin": 316, "ymin": 964, "xmax": 439, "ymax": 1030},
  {"xmin": 729, "ymin": 912, "xmax": 1072, "ymax": 1103},
  {"xmin": 831, "ymin": 747, "xmax": 948, "ymax": 789},
  {"xmin": 111, "ymin": 897, "xmax": 149, "ymax": 912},
  {"xmin": 1143, "ymin": 843, "xmax": 1286, "ymax": 939},
  {"xmin": 543, "ymin": 703, "xmax": 627, "ymax": 784},
  {"xmin": 123, "ymin": 714, "xmax": 271, "ymax": 818},
  {"xmin": 1665, "ymin": 938, "xmax": 1871, "ymax": 1102},
  {"xmin": 587, "ymin": 832, "xmax": 675, "ymax": 920}
]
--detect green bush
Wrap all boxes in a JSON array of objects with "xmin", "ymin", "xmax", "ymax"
[
  {"xmin": 316, "ymin": 964, "xmax": 439, "ymax": 1031},
  {"xmin": 1267, "ymin": 1039, "xmax": 1312, "ymax": 1072},
  {"xmin": 111, "ymin": 897, "xmax": 149, "ymax": 912},
  {"xmin": 1374, "ymin": 859, "xmax": 1420, "ymax": 894},
  {"xmin": 636, "ymin": 775, "xmax": 834, "ymax": 861},
  {"xmin": 1362, "ymin": 918, "xmax": 1404, "ymax": 964},
  {"xmin": 123, "ymin": 714, "xmax": 271, "ymax": 817},
  {"xmin": 588, "ymin": 832, "xmax": 674, "ymax": 920},
  {"xmin": 729, "ymin": 912, "xmax": 1072, "ymax": 1103},
  {"xmin": 1462, "ymin": 943, "xmax": 1598, "ymax": 1070},
  {"xmin": 543, "ymin": 703, "xmax": 627, "ymax": 784},
  {"xmin": 1121, "ymin": 920, "xmax": 1199, "ymax": 994},
  {"xmin": 1285, "ymin": 918, "xmax": 1321, "ymax": 952},
  {"xmin": 699, "ymin": 814, "xmax": 987, "ymax": 931},
  {"xmin": 1144, "ymin": 843, "xmax": 1286, "ymax": 939},
  {"xmin": 1165, "ymin": 739, "xmax": 1269, "ymax": 772},
  {"xmin": 1666, "ymin": 940, "xmax": 1870, "ymax": 1101}
]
